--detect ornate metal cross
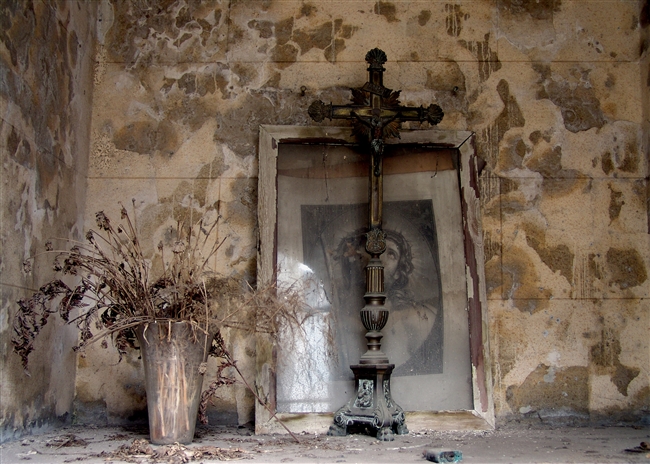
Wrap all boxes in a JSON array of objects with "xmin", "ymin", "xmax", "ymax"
[{"xmin": 307, "ymin": 48, "xmax": 444, "ymax": 440}]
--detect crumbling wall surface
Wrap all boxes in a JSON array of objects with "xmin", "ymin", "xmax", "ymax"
[
  {"xmin": 0, "ymin": 0, "xmax": 97, "ymax": 440},
  {"xmin": 483, "ymin": 0, "xmax": 649, "ymax": 424},
  {"xmin": 84, "ymin": 0, "xmax": 648, "ymax": 426}
]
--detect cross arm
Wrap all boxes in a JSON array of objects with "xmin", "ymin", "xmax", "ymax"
[
  {"xmin": 309, "ymin": 100, "xmax": 444, "ymax": 127},
  {"xmin": 308, "ymin": 101, "xmax": 362, "ymax": 122},
  {"xmin": 396, "ymin": 104, "xmax": 444, "ymax": 126}
]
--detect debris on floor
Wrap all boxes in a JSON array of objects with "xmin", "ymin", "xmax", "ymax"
[
  {"xmin": 423, "ymin": 449, "xmax": 463, "ymax": 463},
  {"xmin": 624, "ymin": 441, "xmax": 649, "ymax": 453},
  {"xmin": 1, "ymin": 423, "xmax": 648, "ymax": 463},
  {"xmin": 95, "ymin": 438, "xmax": 249, "ymax": 463},
  {"xmin": 45, "ymin": 434, "xmax": 89, "ymax": 448}
]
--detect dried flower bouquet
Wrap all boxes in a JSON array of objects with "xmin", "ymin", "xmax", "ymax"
[
  {"xmin": 12, "ymin": 201, "xmax": 312, "ymax": 443},
  {"xmin": 12, "ymin": 201, "xmax": 309, "ymax": 370}
]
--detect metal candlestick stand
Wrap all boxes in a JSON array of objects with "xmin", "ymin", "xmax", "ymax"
[{"xmin": 307, "ymin": 48, "xmax": 444, "ymax": 440}]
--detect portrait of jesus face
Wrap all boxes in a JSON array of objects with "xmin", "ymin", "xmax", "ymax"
[
  {"xmin": 304, "ymin": 200, "xmax": 443, "ymax": 379},
  {"xmin": 384, "ymin": 237, "xmax": 400, "ymax": 287},
  {"xmin": 382, "ymin": 231, "xmax": 414, "ymax": 296}
]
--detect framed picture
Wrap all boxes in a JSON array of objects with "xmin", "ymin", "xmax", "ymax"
[
  {"xmin": 277, "ymin": 141, "xmax": 472, "ymax": 413},
  {"xmin": 257, "ymin": 126, "xmax": 493, "ymax": 432}
]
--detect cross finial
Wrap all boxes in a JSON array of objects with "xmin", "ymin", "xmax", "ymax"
[{"xmin": 365, "ymin": 48, "xmax": 387, "ymax": 70}]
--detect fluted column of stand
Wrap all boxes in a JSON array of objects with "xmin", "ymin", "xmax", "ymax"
[{"xmin": 359, "ymin": 251, "xmax": 389, "ymax": 363}]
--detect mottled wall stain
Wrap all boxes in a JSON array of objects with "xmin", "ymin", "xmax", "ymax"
[
  {"xmin": 298, "ymin": 3, "xmax": 317, "ymax": 18},
  {"xmin": 2, "ymin": 0, "xmax": 97, "ymax": 437},
  {"xmin": 106, "ymin": 0, "xmax": 226, "ymax": 68},
  {"xmin": 606, "ymin": 248, "xmax": 647, "ymax": 289},
  {"xmin": 479, "ymin": 173, "xmax": 518, "ymax": 222},
  {"xmin": 600, "ymin": 133, "xmax": 640, "ymax": 175},
  {"xmin": 275, "ymin": 17, "xmax": 293, "ymax": 45},
  {"xmin": 499, "ymin": 0, "xmax": 561, "ymax": 21},
  {"xmin": 248, "ymin": 19, "xmax": 274, "ymax": 39},
  {"xmin": 0, "ymin": 0, "xmax": 36, "ymax": 68},
  {"xmin": 590, "ymin": 329, "xmax": 640, "ymax": 396},
  {"xmin": 374, "ymin": 1, "xmax": 399, "ymax": 23},
  {"xmin": 460, "ymin": 34, "xmax": 501, "ymax": 84},
  {"xmin": 483, "ymin": 254, "xmax": 502, "ymax": 297},
  {"xmin": 535, "ymin": 65, "xmax": 605, "ymax": 133},
  {"xmin": 529, "ymin": 130, "xmax": 551, "ymax": 145},
  {"xmin": 608, "ymin": 184, "xmax": 625, "ymax": 223},
  {"xmin": 494, "ymin": 190, "xmax": 530, "ymax": 216},
  {"xmin": 425, "ymin": 62, "xmax": 466, "ymax": 93},
  {"xmin": 250, "ymin": 12, "xmax": 357, "ymax": 65},
  {"xmin": 222, "ymin": 179, "xmax": 257, "ymax": 232},
  {"xmin": 271, "ymin": 43, "xmax": 299, "ymax": 68},
  {"xmin": 476, "ymin": 79, "xmax": 525, "ymax": 168},
  {"xmin": 213, "ymin": 91, "xmax": 312, "ymax": 156},
  {"xmin": 495, "ymin": 134, "xmax": 527, "ymax": 173},
  {"xmin": 418, "ymin": 10, "xmax": 431, "ymax": 27},
  {"xmin": 114, "ymin": 121, "xmax": 179, "ymax": 156},
  {"xmin": 6, "ymin": 126, "xmax": 33, "ymax": 169},
  {"xmin": 587, "ymin": 253, "xmax": 604, "ymax": 281},
  {"xmin": 524, "ymin": 145, "xmax": 585, "ymax": 198},
  {"xmin": 496, "ymin": 247, "xmax": 551, "ymax": 313},
  {"xmin": 493, "ymin": 317, "xmax": 525, "ymax": 378},
  {"xmin": 506, "ymin": 364, "xmax": 589, "ymax": 414},
  {"xmin": 445, "ymin": 4, "xmax": 469, "ymax": 38},
  {"xmin": 1, "ymin": 4, "xmax": 75, "ymax": 159},
  {"xmin": 293, "ymin": 22, "xmax": 332, "ymax": 55},
  {"xmin": 106, "ymin": 65, "xmax": 228, "ymax": 154},
  {"xmin": 497, "ymin": 0, "xmax": 560, "ymax": 50},
  {"xmin": 523, "ymin": 224, "xmax": 574, "ymax": 284},
  {"xmin": 481, "ymin": 230, "xmax": 502, "ymax": 266}
]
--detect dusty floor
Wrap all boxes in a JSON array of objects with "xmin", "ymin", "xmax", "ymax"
[{"xmin": 1, "ymin": 422, "xmax": 649, "ymax": 464}]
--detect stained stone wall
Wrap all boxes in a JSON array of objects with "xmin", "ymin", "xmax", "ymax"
[
  {"xmin": 1, "ymin": 1, "xmax": 97, "ymax": 438},
  {"xmin": 80, "ymin": 0, "xmax": 648, "ymax": 426},
  {"xmin": 1, "ymin": 0, "xmax": 648, "ymax": 434}
]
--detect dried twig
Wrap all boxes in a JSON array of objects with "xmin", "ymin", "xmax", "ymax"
[{"xmin": 199, "ymin": 332, "xmax": 300, "ymax": 444}]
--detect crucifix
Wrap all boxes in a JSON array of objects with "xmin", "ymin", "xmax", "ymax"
[{"xmin": 307, "ymin": 48, "xmax": 444, "ymax": 441}]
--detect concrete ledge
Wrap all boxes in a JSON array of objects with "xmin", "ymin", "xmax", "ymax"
[{"xmin": 258, "ymin": 410, "xmax": 492, "ymax": 435}]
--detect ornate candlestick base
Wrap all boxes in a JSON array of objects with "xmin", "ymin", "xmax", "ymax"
[
  {"xmin": 326, "ymin": 233, "xmax": 408, "ymax": 440},
  {"xmin": 327, "ymin": 363, "xmax": 408, "ymax": 441}
]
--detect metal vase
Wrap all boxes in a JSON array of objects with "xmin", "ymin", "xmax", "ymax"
[{"xmin": 136, "ymin": 321, "xmax": 210, "ymax": 445}]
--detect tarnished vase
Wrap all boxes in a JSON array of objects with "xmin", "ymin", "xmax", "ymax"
[{"xmin": 136, "ymin": 321, "xmax": 210, "ymax": 445}]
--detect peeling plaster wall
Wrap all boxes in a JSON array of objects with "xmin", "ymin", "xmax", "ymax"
[
  {"xmin": 79, "ymin": 0, "xmax": 649, "ymax": 426},
  {"xmin": 1, "ymin": 0, "xmax": 97, "ymax": 439},
  {"xmin": 482, "ymin": 0, "xmax": 649, "ymax": 422},
  {"xmin": 636, "ymin": 0, "xmax": 649, "ymax": 423}
]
